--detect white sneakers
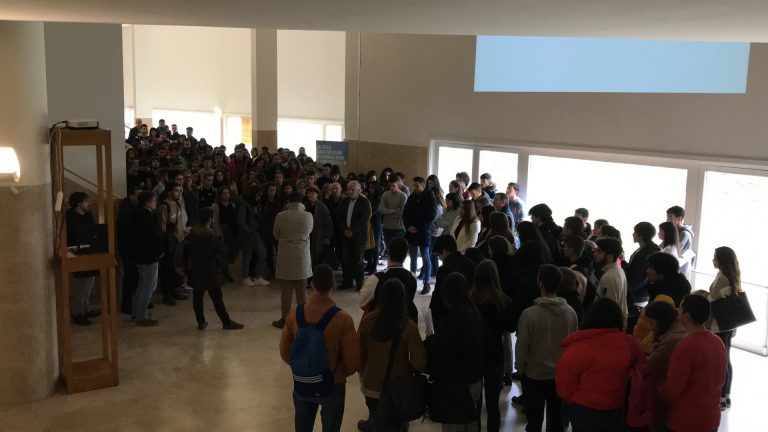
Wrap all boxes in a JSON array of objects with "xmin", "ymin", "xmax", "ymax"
[{"xmin": 242, "ymin": 277, "xmax": 270, "ymax": 287}]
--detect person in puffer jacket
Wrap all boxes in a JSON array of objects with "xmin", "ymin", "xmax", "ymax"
[{"xmin": 556, "ymin": 298, "xmax": 646, "ymax": 432}]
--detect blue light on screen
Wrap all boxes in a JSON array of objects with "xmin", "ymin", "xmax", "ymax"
[{"xmin": 474, "ymin": 36, "xmax": 750, "ymax": 93}]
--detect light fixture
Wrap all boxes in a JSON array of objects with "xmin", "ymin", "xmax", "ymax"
[{"xmin": 0, "ymin": 147, "xmax": 20, "ymax": 183}]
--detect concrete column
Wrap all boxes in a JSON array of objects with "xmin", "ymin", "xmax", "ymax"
[
  {"xmin": 251, "ymin": 29, "xmax": 278, "ymax": 150},
  {"xmin": 0, "ymin": 21, "xmax": 57, "ymax": 405}
]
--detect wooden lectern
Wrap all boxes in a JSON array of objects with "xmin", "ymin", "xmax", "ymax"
[{"xmin": 52, "ymin": 127, "xmax": 119, "ymax": 394}]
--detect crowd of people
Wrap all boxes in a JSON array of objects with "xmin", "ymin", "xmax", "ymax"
[{"xmin": 91, "ymin": 118, "xmax": 743, "ymax": 431}]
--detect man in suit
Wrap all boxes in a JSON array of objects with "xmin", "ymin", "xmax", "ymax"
[{"xmin": 336, "ymin": 181, "xmax": 372, "ymax": 290}]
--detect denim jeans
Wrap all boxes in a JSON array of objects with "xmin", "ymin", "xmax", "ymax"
[
  {"xmin": 409, "ymin": 243, "xmax": 431, "ymax": 283},
  {"xmin": 566, "ymin": 403, "xmax": 622, "ymax": 432},
  {"xmin": 293, "ymin": 383, "xmax": 345, "ymax": 432},
  {"xmin": 382, "ymin": 228, "xmax": 405, "ymax": 249},
  {"xmin": 133, "ymin": 262, "xmax": 158, "ymax": 321},
  {"xmin": 429, "ymin": 235, "xmax": 440, "ymax": 279},
  {"xmin": 242, "ymin": 233, "xmax": 268, "ymax": 278}
]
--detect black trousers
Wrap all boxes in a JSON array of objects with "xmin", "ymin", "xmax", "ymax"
[
  {"xmin": 160, "ymin": 235, "xmax": 181, "ymax": 300},
  {"xmin": 341, "ymin": 238, "xmax": 364, "ymax": 289},
  {"xmin": 192, "ymin": 285, "xmax": 231, "ymax": 325},
  {"xmin": 364, "ymin": 396, "xmax": 409, "ymax": 432},
  {"xmin": 121, "ymin": 260, "xmax": 139, "ymax": 314},
  {"xmin": 717, "ymin": 330, "xmax": 734, "ymax": 397},
  {"xmin": 522, "ymin": 376, "xmax": 564, "ymax": 432}
]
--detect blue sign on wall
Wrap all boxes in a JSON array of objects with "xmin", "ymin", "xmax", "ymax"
[{"xmin": 316, "ymin": 141, "xmax": 349, "ymax": 166}]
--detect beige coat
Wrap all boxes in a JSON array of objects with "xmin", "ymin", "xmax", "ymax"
[{"xmin": 273, "ymin": 202, "xmax": 314, "ymax": 280}]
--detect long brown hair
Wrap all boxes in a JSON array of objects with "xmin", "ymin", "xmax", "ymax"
[
  {"xmin": 715, "ymin": 246, "xmax": 742, "ymax": 294},
  {"xmin": 460, "ymin": 200, "xmax": 478, "ymax": 235},
  {"xmin": 470, "ymin": 260, "xmax": 511, "ymax": 311}
]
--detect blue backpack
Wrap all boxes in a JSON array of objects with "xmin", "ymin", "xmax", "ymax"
[{"xmin": 289, "ymin": 304, "xmax": 341, "ymax": 398}]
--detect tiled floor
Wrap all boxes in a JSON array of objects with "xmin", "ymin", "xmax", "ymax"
[{"xmin": 1, "ymin": 273, "xmax": 766, "ymax": 432}]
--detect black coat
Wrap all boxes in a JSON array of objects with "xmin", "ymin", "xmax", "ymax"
[
  {"xmin": 402, "ymin": 189, "xmax": 437, "ymax": 247},
  {"xmin": 430, "ymin": 251, "xmax": 475, "ymax": 332},
  {"xmin": 131, "ymin": 207, "xmax": 164, "ymax": 264},
  {"xmin": 646, "ymin": 273, "xmax": 692, "ymax": 307},
  {"xmin": 625, "ymin": 242, "xmax": 661, "ymax": 303},
  {"xmin": 369, "ymin": 267, "xmax": 418, "ymax": 323},
  {"xmin": 335, "ymin": 196, "xmax": 372, "ymax": 245},
  {"xmin": 183, "ymin": 226, "xmax": 225, "ymax": 289}
]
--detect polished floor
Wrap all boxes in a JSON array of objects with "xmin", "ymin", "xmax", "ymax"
[{"xmin": 2, "ymin": 271, "xmax": 767, "ymax": 432}]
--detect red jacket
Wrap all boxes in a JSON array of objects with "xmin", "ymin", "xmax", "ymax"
[
  {"xmin": 661, "ymin": 331, "xmax": 726, "ymax": 432},
  {"xmin": 556, "ymin": 328, "xmax": 645, "ymax": 410}
]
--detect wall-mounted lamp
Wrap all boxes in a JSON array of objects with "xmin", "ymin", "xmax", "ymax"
[{"xmin": 0, "ymin": 147, "xmax": 21, "ymax": 183}]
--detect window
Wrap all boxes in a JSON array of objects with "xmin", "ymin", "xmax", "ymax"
[
  {"xmin": 277, "ymin": 118, "xmax": 344, "ymax": 161},
  {"xmin": 475, "ymin": 36, "xmax": 750, "ymax": 93},
  {"xmin": 527, "ymin": 155, "xmax": 688, "ymax": 252},
  {"xmin": 436, "ymin": 146, "xmax": 474, "ymax": 192},
  {"xmin": 124, "ymin": 107, "xmax": 135, "ymax": 139},
  {"xmin": 152, "ymin": 109, "xmax": 221, "ymax": 148},
  {"xmin": 696, "ymin": 170, "xmax": 768, "ymax": 350},
  {"xmin": 223, "ymin": 115, "xmax": 252, "ymax": 154},
  {"xmin": 479, "ymin": 150, "xmax": 518, "ymax": 191}
]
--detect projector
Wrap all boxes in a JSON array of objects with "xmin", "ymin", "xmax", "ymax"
[{"xmin": 67, "ymin": 119, "xmax": 100, "ymax": 129}]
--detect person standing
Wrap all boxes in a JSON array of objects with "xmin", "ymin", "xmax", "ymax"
[
  {"xmin": 378, "ymin": 176, "xmax": 407, "ymax": 246},
  {"xmin": 272, "ymin": 192, "xmax": 314, "ymax": 329},
  {"xmin": 336, "ymin": 181, "xmax": 372, "ymax": 290},
  {"xmin": 131, "ymin": 191, "xmax": 164, "ymax": 326},
  {"xmin": 359, "ymin": 237, "xmax": 418, "ymax": 323},
  {"xmin": 708, "ymin": 246, "xmax": 743, "ymax": 411},
  {"xmin": 666, "ymin": 205, "xmax": 696, "ymax": 280},
  {"xmin": 183, "ymin": 208, "xmax": 244, "ymax": 331},
  {"xmin": 516, "ymin": 264, "xmax": 578, "ymax": 432},
  {"xmin": 450, "ymin": 200, "xmax": 481, "ymax": 253},
  {"xmin": 238, "ymin": 185, "xmax": 271, "ymax": 287},
  {"xmin": 506, "ymin": 182, "xmax": 525, "ymax": 224},
  {"xmin": 430, "ymin": 235, "xmax": 476, "ymax": 332},
  {"xmin": 357, "ymin": 279, "xmax": 427, "ymax": 432},
  {"xmin": 158, "ymin": 182, "xmax": 189, "ymax": 305},
  {"xmin": 625, "ymin": 222, "xmax": 661, "ymax": 305},
  {"xmin": 66, "ymin": 192, "xmax": 99, "ymax": 326},
  {"xmin": 592, "ymin": 237, "xmax": 628, "ymax": 327},
  {"xmin": 210, "ymin": 185, "xmax": 238, "ymax": 283},
  {"xmin": 304, "ymin": 186, "xmax": 334, "ymax": 268},
  {"xmin": 661, "ymin": 295, "xmax": 726, "ymax": 432},
  {"xmin": 279, "ymin": 264, "xmax": 360, "ymax": 432},
  {"xmin": 403, "ymin": 177, "xmax": 437, "ymax": 295},
  {"xmin": 117, "ymin": 187, "xmax": 141, "ymax": 315}
]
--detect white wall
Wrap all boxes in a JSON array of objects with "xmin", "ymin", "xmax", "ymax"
[
  {"xmin": 45, "ymin": 22, "xmax": 126, "ymax": 195},
  {"xmin": 130, "ymin": 25, "xmax": 252, "ymax": 117},
  {"xmin": 348, "ymin": 33, "xmax": 768, "ymax": 163},
  {"xmin": 277, "ymin": 30, "xmax": 345, "ymax": 121}
]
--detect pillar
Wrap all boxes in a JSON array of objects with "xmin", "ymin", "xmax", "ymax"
[
  {"xmin": 0, "ymin": 21, "xmax": 58, "ymax": 405},
  {"xmin": 251, "ymin": 29, "xmax": 278, "ymax": 150}
]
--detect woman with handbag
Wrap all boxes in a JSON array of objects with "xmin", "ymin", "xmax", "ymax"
[
  {"xmin": 358, "ymin": 279, "xmax": 427, "ymax": 432},
  {"xmin": 708, "ymin": 246, "xmax": 744, "ymax": 411}
]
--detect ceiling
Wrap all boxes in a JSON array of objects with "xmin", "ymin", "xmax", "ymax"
[{"xmin": 2, "ymin": 0, "xmax": 768, "ymax": 41}]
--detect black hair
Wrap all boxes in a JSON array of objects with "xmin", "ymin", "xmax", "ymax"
[
  {"xmin": 595, "ymin": 237, "xmax": 623, "ymax": 260},
  {"xmin": 470, "ymin": 260, "xmax": 510, "ymax": 311},
  {"xmin": 507, "ymin": 182, "xmax": 520, "ymax": 193},
  {"xmin": 68, "ymin": 192, "xmax": 89, "ymax": 209},
  {"xmin": 412, "ymin": 176, "xmax": 426, "ymax": 184},
  {"xmin": 287, "ymin": 191, "xmax": 302, "ymax": 203},
  {"xmin": 658, "ymin": 221, "xmax": 681, "ymax": 256},
  {"xmin": 372, "ymin": 279, "xmax": 408, "ymax": 342},
  {"xmin": 387, "ymin": 237, "xmax": 409, "ymax": 263},
  {"xmin": 465, "ymin": 247, "xmax": 485, "ymax": 266},
  {"xmin": 445, "ymin": 192, "xmax": 461, "ymax": 210},
  {"xmin": 647, "ymin": 252, "xmax": 680, "ymax": 277},
  {"xmin": 480, "ymin": 173, "xmax": 492, "ymax": 181},
  {"xmin": 634, "ymin": 222, "xmax": 656, "ymax": 244},
  {"xmin": 666, "ymin": 205, "xmax": 685, "ymax": 218},
  {"xmin": 528, "ymin": 203, "xmax": 554, "ymax": 223},
  {"xmin": 312, "ymin": 264, "xmax": 334, "ymax": 293},
  {"xmin": 644, "ymin": 301, "xmax": 679, "ymax": 339},
  {"xmin": 563, "ymin": 216, "xmax": 585, "ymax": 235},
  {"xmin": 582, "ymin": 298, "xmax": 624, "ymax": 331},
  {"xmin": 594, "ymin": 219, "xmax": 609, "ymax": 228},
  {"xmin": 198, "ymin": 207, "xmax": 214, "ymax": 225},
  {"xmin": 455, "ymin": 171, "xmax": 470, "ymax": 185},
  {"xmin": 574, "ymin": 208, "xmax": 589, "ymax": 219},
  {"xmin": 138, "ymin": 191, "xmax": 156, "ymax": 207},
  {"xmin": 563, "ymin": 235, "xmax": 586, "ymax": 256},
  {"xmin": 538, "ymin": 264, "xmax": 563, "ymax": 294},
  {"xmin": 433, "ymin": 234, "xmax": 458, "ymax": 254},
  {"xmin": 681, "ymin": 294, "xmax": 710, "ymax": 325},
  {"xmin": 600, "ymin": 225, "xmax": 622, "ymax": 243},
  {"xmin": 468, "ymin": 182, "xmax": 482, "ymax": 191}
]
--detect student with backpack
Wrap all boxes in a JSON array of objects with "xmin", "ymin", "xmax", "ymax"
[{"xmin": 279, "ymin": 264, "xmax": 359, "ymax": 432}]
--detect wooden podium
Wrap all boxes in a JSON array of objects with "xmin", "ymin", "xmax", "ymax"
[{"xmin": 52, "ymin": 127, "xmax": 119, "ymax": 394}]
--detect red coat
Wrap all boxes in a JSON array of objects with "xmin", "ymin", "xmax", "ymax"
[
  {"xmin": 661, "ymin": 331, "xmax": 726, "ymax": 432},
  {"xmin": 556, "ymin": 328, "xmax": 645, "ymax": 410}
]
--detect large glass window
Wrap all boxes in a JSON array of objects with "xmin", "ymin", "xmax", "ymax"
[
  {"xmin": 223, "ymin": 115, "xmax": 252, "ymax": 153},
  {"xmin": 527, "ymin": 155, "xmax": 688, "ymax": 254},
  {"xmin": 124, "ymin": 107, "xmax": 135, "ymax": 139},
  {"xmin": 696, "ymin": 170, "xmax": 768, "ymax": 349},
  {"xmin": 479, "ymin": 150, "xmax": 518, "ymax": 191},
  {"xmin": 436, "ymin": 146, "xmax": 474, "ymax": 191},
  {"xmin": 277, "ymin": 118, "xmax": 344, "ymax": 161},
  {"xmin": 152, "ymin": 109, "xmax": 221, "ymax": 148}
]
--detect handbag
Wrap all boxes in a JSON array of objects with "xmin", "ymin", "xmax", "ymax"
[
  {"xmin": 710, "ymin": 289, "xmax": 756, "ymax": 332},
  {"xmin": 376, "ymin": 330, "xmax": 427, "ymax": 426}
]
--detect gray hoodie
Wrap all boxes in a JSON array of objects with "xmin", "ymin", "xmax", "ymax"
[{"xmin": 515, "ymin": 296, "xmax": 578, "ymax": 380}]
